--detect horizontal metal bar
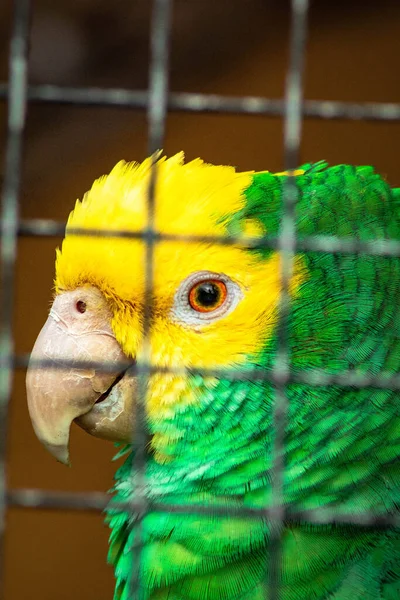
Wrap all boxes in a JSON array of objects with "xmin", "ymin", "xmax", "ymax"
[
  {"xmin": 18, "ymin": 219, "xmax": 400, "ymax": 258},
  {"xmin": 7, "ymin": 489, "xmax": 400, "ymax": 527},
  {"xmin": 1, "ymin": 83, "xmax": 400, "ymax": 121},
  {"xmin": 7, "ymin": 489, "xmax": 109, "ymax": 512},
  {"xmin": 13, "ymin": 354, "xmax": 400, "ymax": 391}
]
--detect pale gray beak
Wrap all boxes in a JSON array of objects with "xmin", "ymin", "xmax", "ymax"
[{"xmin": 26, "ymin": 286, "xmax": 136, "ymax": 465}]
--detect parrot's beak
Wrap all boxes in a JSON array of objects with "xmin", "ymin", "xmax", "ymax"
[{"xmin": 26, "ymin": 286, "xmax": 136, "ymax": 465}]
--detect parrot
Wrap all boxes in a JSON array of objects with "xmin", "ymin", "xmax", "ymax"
[{"xmin": 26, "ymin": 152, "xmax": 400, "ymax": 600}]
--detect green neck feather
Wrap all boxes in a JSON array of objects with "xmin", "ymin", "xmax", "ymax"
[{"xmin": 107, "ymin": 164, "xmax": 400, "ymax": 600}]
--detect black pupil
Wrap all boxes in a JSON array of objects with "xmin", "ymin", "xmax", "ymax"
[{"xmin": 196, "ymin": 282, "xmax": 220, "ymax": 307}]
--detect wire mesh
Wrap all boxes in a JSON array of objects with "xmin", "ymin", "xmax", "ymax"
[{"xmin": 1, "ymin": 0, "xmax": 400, "ymax": 599}]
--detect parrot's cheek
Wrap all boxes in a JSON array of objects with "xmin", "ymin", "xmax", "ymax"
[
  {"xmin": 26, "ymin": 286, "xmax": 134, "ymax": 465},
  {"xmin": 75, "ymin": 369, "xmax": 137, "ymax": 443}
]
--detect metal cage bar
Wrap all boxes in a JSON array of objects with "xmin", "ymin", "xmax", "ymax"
[
  {"xmin": 2, "ymin": 84, "xmax": 400, "ymax": 121},
  {"xmin": 0, "ymin": 0, "xmax": 31, "ymax": 595},
  {"xmin": 8, "ymin": 356, "xmax": 400, "ymax": 392},
  {"xmin": 269, "ymin": 1, "xmax": 309, "ymax": 598},
  {"xmin": 1, "ymin": 0, "xmax": 400, "ymax": 599},
  {"xmin": 129, "ymin": 1, "xmax": 173, "ymax": 598},
  {"xmin": 5, "ymin": 488, "xmax": 400, "ymax": 528},
  {"xmin": 12, "ymin": 221, "xmax": 400, "ymax": 258}
]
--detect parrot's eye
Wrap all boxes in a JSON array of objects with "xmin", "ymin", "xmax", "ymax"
[
  {"xmin": 172, "ymin": 271, "xmax": 243, "ymax": 326},
  {"xmin": 188, "ymin": 280, "xmax": 227, "ymax": 313},
  {"xmin": 76, "ymin": 300, "xmax": 87, "ymax": 314}
]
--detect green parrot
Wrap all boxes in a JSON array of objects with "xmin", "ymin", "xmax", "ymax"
[{"xmin": 26, "ymin": 153, "xmax": 400, "ymax": 600}]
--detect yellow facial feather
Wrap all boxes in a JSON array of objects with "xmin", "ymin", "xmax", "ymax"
[
  {"xmin": 55, "ymin": 153, "xmax": 306, "ymax": 442},
  {"xmin": 56, "ymin": 152, "xmax": 252, "ymax": 297}
]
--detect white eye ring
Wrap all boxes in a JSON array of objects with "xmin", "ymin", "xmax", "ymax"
[{"xmin": 171, "ymin": 271, "xmax": 243, "ymax": 327}]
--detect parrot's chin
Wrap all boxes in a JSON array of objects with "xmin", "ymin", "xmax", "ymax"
[{"xmin": 75, "ymin": 367, "xmax": 137, "ymax": 444}]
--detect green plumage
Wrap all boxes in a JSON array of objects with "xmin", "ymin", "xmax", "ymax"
[{"xmin": 107, "ymin": 164, "xmax": 400, "ymax": 599}]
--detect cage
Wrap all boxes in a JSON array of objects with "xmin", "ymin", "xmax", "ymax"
[{"xmin": 1, "ymin": 1, "xmax": 400, "ymax": 599}]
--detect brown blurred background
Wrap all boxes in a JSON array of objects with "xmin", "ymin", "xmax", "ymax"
[{"xmin": 1, "ymin": 0, "xmax": 400, "ymax": 598}]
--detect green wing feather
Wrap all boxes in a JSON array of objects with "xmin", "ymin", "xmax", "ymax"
[{"xmin": 107, "ymin": 163, "xmax": 400, "ymax": 600}]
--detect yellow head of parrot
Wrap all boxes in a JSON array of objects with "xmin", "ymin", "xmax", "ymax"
[{"xmin": 26, "ymin": 152, "xmax": 305, "ymax": 464}]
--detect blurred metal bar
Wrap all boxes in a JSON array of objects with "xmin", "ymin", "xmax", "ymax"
[
  {"xmin": 1, "ymin": 83, "xmax": 400, "ymax": 121},
  {"xmin": 269, "ymin": 2, "xmax": 309, "ymax": 598},
  {"xmin": 7, "ymin": 354, "xmax": 400, "ymax": 391},
  {"xmin": 0, "ymin": 0, "xmax": 31, "ymax": 596},
  {"xmin": 17, "ymin": 218, "xmax": 400, "ymax": 257},
  {"xmin": 7, "ymin": 489, "xmax": 110, "ymax": 512},
  {"xmin": 129, "ymin": 1, "xmax": 173, "ymax": 599},
  {"xmin": 7, "ymin": 489, "xmax": 400, "ymax": 529}
]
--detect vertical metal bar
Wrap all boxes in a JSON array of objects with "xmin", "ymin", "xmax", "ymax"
[
  {"xmin": 129, "ymin": 1, "xmax": 173, "ymax": 598},
  {"xmin": 268, "ymin": 1, "xmax": 309, "ymax": 599},
  {"xmin": 0, "ymin": 0, "xmax": 31, "ymax": 596}
]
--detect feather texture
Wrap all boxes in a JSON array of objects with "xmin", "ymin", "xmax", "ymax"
[{"xmin": 57, "ymin": 157, "xmax": 400, "ymax": 599}]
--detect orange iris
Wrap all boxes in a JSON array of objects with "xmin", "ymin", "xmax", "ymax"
[{"xmin": 188, "ymin": 279, "xmax": 228, "ymax": 313}]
